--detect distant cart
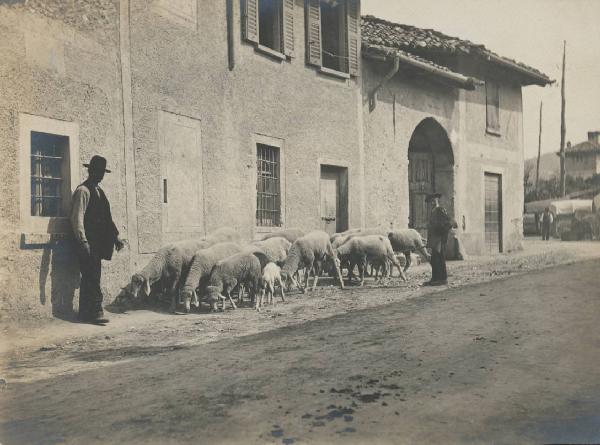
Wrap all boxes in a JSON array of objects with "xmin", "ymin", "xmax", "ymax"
[{"xmin": 550, "ymin": 199, "xmax": 593, "ymax": 240}]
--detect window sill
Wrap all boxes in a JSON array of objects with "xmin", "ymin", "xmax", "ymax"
[
  {"xmin": 255, "ymin": 44, "xmax": 287, "ymax": 61},
  {"xmin": 20, "ymin": 232, "xmax": 69, "ymax": 248},
  {"xmin": 255, "ymin": 226, "xmax": 284, "ymax": 235},
  {"xmin": 486, "ymin": 128, "xmax": 502, "ymax": 137},
  {"xmin": 318, "ymin": 66, "xmax": 350, "ymax": 79}
]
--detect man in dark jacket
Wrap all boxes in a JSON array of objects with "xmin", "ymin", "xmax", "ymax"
[
  {"xmin": 71, "ymin": 155, "xmax": 124, "ymax": 325},
  {"xmin": 424, "ymin": 192, "xmax": 452, "ymax": 286}
]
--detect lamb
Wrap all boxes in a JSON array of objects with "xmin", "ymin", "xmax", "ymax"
[
  {"xmin": 253, "ymin": 237, "xmax": 291, "ymax": 265},
  {"xmin": 280, "ymin": 230, "xmax": 344, "ymax": 293},
  {"xmin": 256, "ymin": 262, "xmax": 285, "ymax": 311},
  {"xmin": 336, "ymin": 235, "xmax": 407, "ymax": 286},
  {"xmin": 205, "ymin": 251, "xmax": 271, "ymax": 311},
  {"xmin": 180, "ymin": 242, "xmax": 243, "ymax": 313},
  {"xmin": 261, "ymin": 228, "xmax": 305, "ymax": 244},
  {"xmin": 123, "ymin": 227, "xmax": 241, "ymax": 312},
  {"xmin": 388, "ymin": 229, "xmax": 431, "ymax": 271}
]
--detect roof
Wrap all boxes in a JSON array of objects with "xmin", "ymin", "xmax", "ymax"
[
  {"xmin": 565, "ymin": 141, "xmax": 600, "ymax": 155},
  {"xmin": 362, "ymin": 43, "xmax": 480, "ymax": 90},
  {"xmin": 361, "ymin": 15, "xmax": 553, "ymax": 86}
]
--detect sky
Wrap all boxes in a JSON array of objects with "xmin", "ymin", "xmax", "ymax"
[{"xmin": 362, "ymin": 0, "xmax": 600, "ymax": 160}]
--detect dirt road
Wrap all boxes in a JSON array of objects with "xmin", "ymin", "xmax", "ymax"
[{"xmin": 1, "ymin": 257, "xmax": 600, "ymax": 444}]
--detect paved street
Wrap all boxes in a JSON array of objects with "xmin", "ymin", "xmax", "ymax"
[{"xmin": 1, "ymin": 256, "xmax": 600, "ymax": 444}]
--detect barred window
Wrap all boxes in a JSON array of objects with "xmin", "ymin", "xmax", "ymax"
[
  {"xmin": 256, "ymin": 143, "xmax": 281, "ymax": 227},
  {"xmin": 30, "ymin": 131, "xmax": 70, "ymax": 217}
]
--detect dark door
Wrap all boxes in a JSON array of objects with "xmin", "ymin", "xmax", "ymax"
[
  {"xmin": 484, "ymin": 173, "xmax": 503, "ymax": 254},
  {"xmin": 320, "ymin": 165, "xmax": 348, "ymax": 235},
  {"xmin": 409, "ymin": 151, "xmax": 434, "ymax": 237}
]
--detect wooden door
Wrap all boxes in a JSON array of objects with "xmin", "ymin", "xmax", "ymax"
[
  {"xmin": 484, "ymin": 173, "xmax": 503, "ymax": 254},
  {"xmin": 409, "ymin": 152, "xmax": 434, "ymax": 236},
  {"xmin": 320, "ymin": 165, "xmax": 348, "ymax": 235},
  {"xmin": 159, "ymin": 111, "xmax": 203, "ymax": 235}
]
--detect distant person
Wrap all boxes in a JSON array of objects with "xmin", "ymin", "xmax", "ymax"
[
  {"xmin": 71, "ymin": 155, "xmax": 124, "ymax": 325},
  {"xmin": 424, "ymin": 192, "xmax": 452, "ymax": 286},
  {"xmin": 541, "ymin": 207, "xmax": 553, "ymax": 241}
]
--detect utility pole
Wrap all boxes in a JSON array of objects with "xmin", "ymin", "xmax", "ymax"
[
  {"xmin": 559, "ymin": 40, "xmax": 567, "ymax": 197},
  {"xmin": 536, "ymin": 101, "xmax": 543, "ymax": 192}
]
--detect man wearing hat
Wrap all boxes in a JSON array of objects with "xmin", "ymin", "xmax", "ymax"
[
  {"xmin": 424, "ymin": 192, "xmax": 452, "ymax": 286},
  {"xmin": 71, "ymin": 155, "xmax": 124, "ymax": 325}
]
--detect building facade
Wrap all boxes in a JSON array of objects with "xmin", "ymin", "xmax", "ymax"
[
  {"xmin": 0, "ymin": 1, "xmax": 550, "ymax": 320},
  {"xmin": 565, "ymin": 132, "xmax": 600, "ymax": 179}
]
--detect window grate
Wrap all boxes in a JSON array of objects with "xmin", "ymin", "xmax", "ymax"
[
  {"xmin": 30, "ymin": 131, "xmax": 69, "ymax": 217},
  {"xmin": 256, "ymin": 143, "xmax": 281, "ymax": 227}
]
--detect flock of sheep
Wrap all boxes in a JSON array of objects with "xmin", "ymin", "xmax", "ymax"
[{"xmin": 117, "ymin": 226, "xmax": 430, "ymax": 313}]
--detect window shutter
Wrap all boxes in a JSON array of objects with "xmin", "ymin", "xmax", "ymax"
[
  {"xmin": 346, "ymin": 0, "xmax": 360, "ymax": 76},
  {"xmin": 486, "ymin": 80, "xmax": 500, "ymax": 132},
  {"xmin": 305, "ymin": 0, "xmax": 322, "ymax": 67},
  {"xmin": 282, "ymin": 0, "xmax": 295, "ymax": 57},
  {"xmin": 242, "ymin": 0, "xmax": 259, "ymax": 44}
]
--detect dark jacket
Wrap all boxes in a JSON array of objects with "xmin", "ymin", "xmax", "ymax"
[
  {"xmin": 427, "ymin": 206, "xmax": 452, "ymax": 253},
  {"xmin": 73, "ymin": 180, "xmax": 119, "ymax": 260}
]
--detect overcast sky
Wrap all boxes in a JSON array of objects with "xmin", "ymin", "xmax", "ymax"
[{"xmin": 362, "ymin": 0, "xmax": 600, "ymax": 160}]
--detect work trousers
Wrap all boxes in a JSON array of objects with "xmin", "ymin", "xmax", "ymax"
[
  {"xmin": 542, "ymin": 223, "xmax": 551, "ymax": 241},
  {"xmin": 77, "ymin": 248, "xmax": 104, "ymax": 320},
  {"xmin": 430, "ymin": 245, "xmax": 448, "ymax": 282}
]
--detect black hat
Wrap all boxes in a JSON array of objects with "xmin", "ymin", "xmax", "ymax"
[
  {"xmin": 425, "ymin": 192, "xmax": 442, "ymax": 203},
  {"xmin": 83, "ymin": 155, "xmax": 111, "ymax": 173}
]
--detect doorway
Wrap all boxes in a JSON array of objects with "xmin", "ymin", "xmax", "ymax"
[
  {"xmin": 320, "ymin": 165, "xmax": 348, "ymax": 235},
  {"xmin": 408, "ymin": 118, "xmax": 454, "ymax": 237}
]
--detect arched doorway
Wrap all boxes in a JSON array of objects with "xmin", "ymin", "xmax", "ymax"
[{"xmin": 408, "ymin": 118, "xmax": 454, "ymax": 236}]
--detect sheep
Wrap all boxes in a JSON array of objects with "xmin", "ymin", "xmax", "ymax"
[
  {"xmin": 330, "ymin": 228, "xmax": 362, "ymax": 243},
  {"xmin": 372, "ymin": 253, "xmax": 407, "ymax": 279},
  {"xmin": 261, "ymin": 228, "xmax": 305, "ymax": 244},
  {"xmin": 253, "ymin": 237, "xmax": 291, "ymax": 265},
  {"xmin": 388, "ymin": 229, "xmax": 431, "ymax": 271},
  {"xmin": 281, "ymin": 230, "xmax": 344, "ymax": 293},
  {"xmin": 256, "ymin": 262, "xmax": 285, "ymax": 311},
  {"xmin": 180, "ymin": 242, "xmax": 243, "ymax": 313},
  {"xmin": 122, "ymin": 227, "xmax": 241, "ymax": 312},
  {"xmin": 336, "ymin": 235, "xmax": 407, "ymax": 286},
  {"xmin": 205, "ymin": 251, "xmax": 271, "ymax": 311}
]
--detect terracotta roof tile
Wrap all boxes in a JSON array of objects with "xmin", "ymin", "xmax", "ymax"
[
  {"xmin": 361, "ymin": 15, "xmax": 552, "ymax": 85},
  {"xmin": 566, "ymin": 141, "xmax": 600, "ymax": 154}
]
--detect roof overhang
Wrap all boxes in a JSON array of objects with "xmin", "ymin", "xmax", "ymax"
[
  {"xmin": 363, "ymin": 44, "xmax": 482, "ymax": 91},
  {"xmin": 480, "ymin": 51, "xmax": 554, "ymax": 86}
]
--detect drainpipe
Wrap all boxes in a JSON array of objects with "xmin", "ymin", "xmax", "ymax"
[{"xmin": 369, "ymin": 55, "xmax": 400, "ymax": 112}]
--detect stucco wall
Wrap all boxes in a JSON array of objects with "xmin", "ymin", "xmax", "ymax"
[
  {"xmin": 362, "ymin": 57, "xmax": 525, "ymax": 255},
  {"xmin": 566, "ymin": 152, "xmax": 599, "ymax": 179},
  {"xmin": 361, "ymin": 59, "xmax": 459, "ymax": 229},
  {"xmin": 130, "ymin": 0, "xmax": 362, "ymax": 250},
  {"xmin": 0, "ymin": 1, "xmax": 130, "ymax": 320}
]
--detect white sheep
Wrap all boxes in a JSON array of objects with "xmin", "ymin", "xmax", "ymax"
[
  {"xmin": 253, "ymin": 237, "xmax": 291, "ymax": 265},
  {"xmin": 256, "ymin": 262, "xmax": 285, "ymax": 311},
  {"xmin": 122, "ymin": 227, "xmax": 241, "ymax": 312},
  {"xmin": 180, "ymin": 242, "xmax": 243, "ymax": 313},
  {"xmin": 281, "ymin": 230, "xmax": 344, "ymax": 293},
  {"xmin": 205, "ymin": 251, "xmax": 271, "ymax": 311},
  {"xmin": 388, "ymin": 229, "xmax": 431, "ymax": 271},
  {"xmin": 261, "ymin": 228, "xmax": 305, "ymax": 244},
  {"xmin": 336, "ymin": 235, "xmax": 407, "ymax": 286}
]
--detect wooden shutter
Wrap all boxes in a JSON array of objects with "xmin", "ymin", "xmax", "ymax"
[
  {"xmin": 346, "ymin": 0, "xmax": 360, "ymax": 76},
  {"xmin": 282, "ymin": 0, "xmax": 295, "ymax": 57},
  {"xmin": 242, "ymin": 0, "xmax": 259, "ymax": 44},
  {"xmin": 486, "ymin": 80, "xmax": 500, "ymax": 132},
  {"xmin": 305, "ymin": 0, "xmax": 322, "ymax": 66}
]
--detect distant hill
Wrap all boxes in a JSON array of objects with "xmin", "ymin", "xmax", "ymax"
[{"xmin": 525, "ymin": 152, "xmax": 559, "ymax": 180}]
